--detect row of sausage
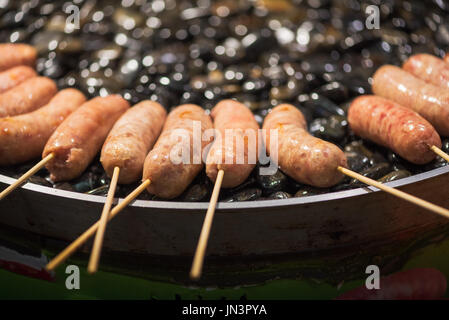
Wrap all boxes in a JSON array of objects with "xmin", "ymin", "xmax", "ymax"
[{"xmin": 0, "ymin": 43, "xmax": 449, "ymax": 200}]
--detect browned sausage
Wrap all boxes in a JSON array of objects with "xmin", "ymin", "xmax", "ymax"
[
  {"xmin": 372, "ymin": 65, "xmax": 449, "ymax": 136},
  {"xmin": 142, "ymin": 104, "xmax": 213, "ymax": 199},
  {"xmin": 0, "ymin": 89, "xmax": 86, "ymax": 166},
  {"xmin": 403, "ymin": 54, "xmax": 449, "ymax": 89},
  {"xmin": 0, "ymin": 66, "xmax": 37, "ymax": 94},
  {"xmin": 100, "ymin": 101, "xmax": 167, "ymax": 184},
  {"xmin": 348, "ymin": 95, "xmax": 441, "ymax": 164},
  {"xmin": 43, "ymin": 95, "xmax": 130, "ymax": 182},
  {"xmin": 0, "ymin": 44, "xmax": 37, "ymax": 71},
  {"xmin": 262, "ymin": 104, "xmax": 347, "ymax": 188},
  {"xmin": 206, "ymin": 100, "xmax": 259, "ymax": 188},
  {"xmin": 0, "ymin": 77, "xmax": 57, "ymax": 118}
]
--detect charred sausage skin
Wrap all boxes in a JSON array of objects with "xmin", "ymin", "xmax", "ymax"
[
  {"xmin": 143, "ymin": 104, "xmax": 213, "ymax": 199},
  {"xmin": 206, "ymin": 99, "xmax": 259, "ymax": 188},
  {"xmin": 372, "ymin": 65, "xmax": 449, "ymax": 136},
  {"xmin": 101, "ymin": 101, "xmax": 167, "ymax": 184},
  {"xmin": 43, "ymin": 95, "xmax": 130, "ymax": 182},
  {"xmin": 263, "ymin": 104, "xmax": 347, "ymax": 188},
  {"xmin": 348, "ymin": 95, "xmax": 441, "ymax": 164}
]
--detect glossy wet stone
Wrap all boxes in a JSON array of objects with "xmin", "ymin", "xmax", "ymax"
[
  {"xmin": 345, "ymin": 151, "xmax": 370, "ymax": 172},
  {"xmin": 300, "ymin": 93, "xmax": 346, "ymax": 118},
  {"xmin": 224, "ymin": 188, "xmax": 262, "ymax": 202},
  {"xmin": 294, "ymin": 187, "xmax": 325, "ymax": 197},
  {"xmin": 378, "ymin": 170, "xmax": 411, "ymax": 183},
  {"xmin": 441, "ymin": 139, "xmax": 449, "ymax": 153},
  {"xmin": 269, "ymin": 79, "xmax": 302, "ymax": 102},
  {"xmin": 309, "ymin": 115, "xmax": 347, "ymax": 143},
  {"xmin": 94, "ymin": 45, "xmax": 123, "ymax": 61},
  {"xmin": 266, "ymin": 191, "xmax": 292, "ymax": 200},
  {"xmin": 28, "ymin": 175, "xmax": 53, "ymax": 187},
  {"xmin": 52, "ymin": 182, "xmax": 75, "ymax": 192},
  {"xmin": 182, "ymin": 184, "xmax": 209, "ymax": 202},
  {"xmin": 344, "ymin": 141, "xmax": 374, "ymax": 158},
  {"xmin": 86, "ymin": 185, "xmax": 110, "ymax": 196},
  {"xmin": 342, "ymin": 76, "xmax": 372, "ymax": 96},
  {"xmin": 257, "ymin": 170, "xmax": 288, "ymax": 195},
  {"xmin": 424, "ymin": 156, "xmax": 449, "ymax": 171},
  {"xmin": 113, "ymin": 8, "xmax": 144, "ymax": 30},
  {"xmin": 243, "ymin": 78, "xmax": 268, "ymax": 94},
  {"xmin": 317, "ymin": 81, "xmax": 349, "ymax": 103},
  {"xmin": 357, "ymin": 163, "xmax": 393, "ymax": 181},
  {"xmin": 31, "ymin": 31, "xmax": 65, "ymax": 54},
  {"xmin": 387, "ymin": 151, "xmax": 422, "ymax": 172}
]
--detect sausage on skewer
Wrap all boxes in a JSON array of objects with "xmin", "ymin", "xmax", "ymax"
[
  {"xmin": 88, "ymin": 101, "xmax": 167, "ymax": 273},
  {"xmin": 348, "ymin": 95, "xmax": 441, "ymax": 164},
  {"xmin": 372, "ymin": 65, "xmax": 449, "ymax": 136},
  {"xmin": 46, "ymin": 102, "xmax": 168, "ymax": 273},
  {"xmin": 0, "ymin": 89, "xmax": 86, "ymax": 166},
  {"xmin": 191, "ymin": 100, "xmax": 260, "ymax": 280},
  {"xmin": 0, "ymin": 43, "xmax": 37, "ymax": 71},
  {"xmin": 262, "ymin": 104, "xmax": 347, "ymax": 188},
  {"xmin": 101, "ymin": 101, "xmax": 167, "ymax": 184},
  {"xmin": 0, "ymin": 66, "xmax": 37, "ymax": 94},
  {"xmin": 206, "ymin": 99, "xmax": 259, "ymax": 188},
  {"xmin": 0, "ymin": 77, "xmax": 57, "ymax": 118},
  {"xmin": 43, "ymin": 95, "xmax": 130, "ymax": 182},
  {"xmin": 142, "ymin": 104, "xmax": 213, "ymax": 199},
  {"xmin": 261, "ymin": 105, "xmax": 449, "ymax": 223}
]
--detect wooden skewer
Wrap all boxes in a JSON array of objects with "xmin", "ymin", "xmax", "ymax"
[
  {"xmin": 45, "ymin": 179, "xmax": 151, "ymax": 271},
  {"xmin": 429, "ymin": 145, "xmax": 449, "ymax": 163},
  {"xmin": 87, "ymin": 166, "xmax": 120, "ymax": 274},
  {"xmin": 338, "ymin": 166, "xmax": 449, "ymax": 219},
  {"xmin": 0, "ymin": 153, "xmax": 54, "ymax": 201},
  {"xmin": 190, "ymin": 169, "xmax": 224, "ymax": 280}
]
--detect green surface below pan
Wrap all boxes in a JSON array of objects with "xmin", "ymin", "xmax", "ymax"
[{"xmin": 1, "ymin": 236, "xmax": 449, "ymax": 300}]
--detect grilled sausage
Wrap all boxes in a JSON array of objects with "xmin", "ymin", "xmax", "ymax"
[
  {"xmin": 348, "ymin": 95, "xmax": 441, "ymax": 164},
  {"xmin": 0, "ymin": 89, "xmax": 86, "ymax": 166},
  {"xmin": 403, "ymin": 54, "xmax": 449, "ymax": 89},
  {"xmin": 0, "ymin": 44, "xmax": 37, "ymax": 71},
  {"xmin": 43, "ymin": 95, "xmax": 130, "ymax": 182},
  {"xmin": 336, "ymin": 268, "xmax": 447, "ymax": 300},
  {"xmin": 372, "ymin": 65, "xmax": 449, "ymax": 136},
  {"xmin": 142, "ymin": 104, "xmax": 213, "ymax": 199},
  {"xmin": 0, "ymin": 66, "xmax": 37, "ymax": 94},
  {"xmin": 262, "ymin": 104, "xmax": 347, "ymax": 188},
  {"xmin": 206, "ymin": 100, "xmax": 259, "ymax": 188},
  {"xmin": 0, "ymin": 77, "xmax": 57, "ymax": 118},
  {"xmin": 100, "ymin": 101, "xmax": 167, "ymax": 184}
]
